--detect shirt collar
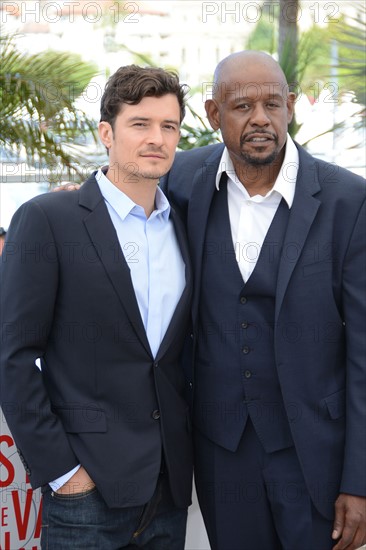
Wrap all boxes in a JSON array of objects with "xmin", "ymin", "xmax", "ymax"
[
  {"xmin": 96, "ymin": 168, "xmax": 171, "ymax": 221},
  {"xmin": 215, "ymin": 133, "xmax": 299, "ymax": 208}
]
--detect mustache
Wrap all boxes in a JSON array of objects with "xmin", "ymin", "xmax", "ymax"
[
  {"xmin": 240, "ymin": 130, "xmax": 277, "ymax": 145},
  {"xmin": 139, "ymin": 147, "xmax": 167, "ymax": 157}
]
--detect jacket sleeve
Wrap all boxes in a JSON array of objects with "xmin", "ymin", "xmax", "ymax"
[
  {"xmin": 0, "ymin": 200, "xmax": 79, "ymax": 489},
  {"xmin": 339, "ymin": 197, "xmax": 366, "ymax": 496}
]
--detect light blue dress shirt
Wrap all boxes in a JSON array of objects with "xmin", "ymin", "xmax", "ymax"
[
  {"xmin": 96, "ymin": 168, "xmax": 186, "ymax": 357},
  {"xmin": 49, "ymin": 168, "xmax": 186, "ymax": 491}
]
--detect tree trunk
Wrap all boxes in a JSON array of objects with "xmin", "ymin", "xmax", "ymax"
[
  {"xmin": 278, "ymin": 0, "xmax": 299, "ymax": 86},
  {"xmin": 278, "ymin": 0, "xmax": 299, "ymax": 136}
]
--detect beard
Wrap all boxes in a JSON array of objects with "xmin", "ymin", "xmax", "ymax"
[
  {"xmin": 239, "ymin": 149, "xmax": 278, "ymax": 166},
  {"xmin": 121, "ymin": 163, "xmax": 167, "ymax": 182},
  {"xmin": 139, "ymin": 169, "xmax": 167, "ymax": 180},
  {"xmin": 239, "ymin": 133, "xmax": 280, "ymax": 166}
]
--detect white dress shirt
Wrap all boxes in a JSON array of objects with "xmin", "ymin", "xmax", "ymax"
[
  {"xmin": 50, "ymin": 169, "xmax": 185, "ymax": 491},
  {"xmin": 215, "ymin": 134, "xmax": 299, "ymax": 282}
]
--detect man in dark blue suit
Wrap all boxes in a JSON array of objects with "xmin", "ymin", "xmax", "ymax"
[
  {"xmin": 0, "ymin": 66, "xmax": 193, "ymax": 549},
  {"xmin": 161, "ymin": 51, "xmax": 366, "ymax": 550}
]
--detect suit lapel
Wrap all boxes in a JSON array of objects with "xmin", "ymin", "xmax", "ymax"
[
  {"xmin": 187, "ymin": 146, "xmax": 224, "ymax": 323},
  {"xmin": 79, "ymin": 174, "xmax": 151, "ymax": 355},
  {"xmin": 275, "ymin": 146, "xmax": 321, "ymax": 319},
  {"xmin": 185, "ymin": 143, "xmax": 321, "ymax": 324},
  {"xmin": 156, "ymin": 208, "xmax": 193, "ymax": 359}
]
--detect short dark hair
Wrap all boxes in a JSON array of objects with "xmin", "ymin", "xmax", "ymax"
[{"xmin": 100, "ymin": 65, "xmax": 187, "ymax": 128}]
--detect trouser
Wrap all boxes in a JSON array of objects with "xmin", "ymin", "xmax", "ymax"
[
  {"xmin": 41, "ymin": 469, "xmax": 187, "ymax": 550},
  {"xmin": 194, "ymin": 419, "xmax": 334, "ymax": 550}
]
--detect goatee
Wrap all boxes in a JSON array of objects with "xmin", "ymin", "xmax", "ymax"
[
  {"xmin": 239, "ymin": 149, "xmax": 278, "ymax": 166},
  {"xmin": 239, "ymin": 133, "xmax": 279, "ymax": 166}
]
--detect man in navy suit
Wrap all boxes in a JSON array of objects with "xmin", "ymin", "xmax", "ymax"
[
  {"xmin": 161, "ymin": 51, "xmax": 366, "ymax": 550},
  {"xmin": 0, "ymin": 66, "xmax": 193, "ymax": 549}
]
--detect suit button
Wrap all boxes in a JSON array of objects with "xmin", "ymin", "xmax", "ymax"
[
  {"xmin": 244, "ymin": 370, "xmax": 252, "ymax": 378},
  {"xmin": 154, "ymin": 361, "xmax": 159, "ymax": 368},
  {"xmin": 242, "ymin": 346, "xmax": 250, "ymax": 354},
  {"xmin": 241, "ymin": 322, "xmax": 248, "ymax": 329},
  {"xmin": 240, "ymin": 296, "xmax": 247, "ymax": 304},
  {"xmin": 152, "ymin": 410, "xmax": 160, "ymax": 420}
]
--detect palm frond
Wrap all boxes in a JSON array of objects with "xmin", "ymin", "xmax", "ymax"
[{"xmin": 0, "ymin": 27, "xmax": 99, "ymax": 177}]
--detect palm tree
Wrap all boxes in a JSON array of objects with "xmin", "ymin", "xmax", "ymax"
[
  {"xmin": 332, "ymin": 4, "xmax": 366, "ymax": 114},
  {"xmin": 278, "ymin": 0, "xmax": 299, "ymax": 86},
  {"xmin": 0, "ymin": 28, "xmax": 99, "ymax": 180},
  {"xmin": 278, "ymin": 0, "xmax": 300, "ymax": 136}
]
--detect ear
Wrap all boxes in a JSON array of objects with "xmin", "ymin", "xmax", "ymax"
[
  {"xmin": 286, "ymin": 92, "xmax": 296, "ymax": 124},
  {"xmin": 98, "ymin": 121, "xmax": 113, "ymax": 150},
  {"xmin": 205, "ymin": 99, "xmax": 221, "ymax": 131}
]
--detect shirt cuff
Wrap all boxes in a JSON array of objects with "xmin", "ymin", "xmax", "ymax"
[{"xmin": 49, "ymin": 464, "xmax": 81, "ymax": 491}]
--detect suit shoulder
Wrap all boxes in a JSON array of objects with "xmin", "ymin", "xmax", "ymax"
[
  {"xmin": 315, "ymin": 159, "xmax": 366, "ymax": 201},
  {"xmin": 8, "ymin": 175, "xmax": 97, "ymax": 232},
  {"xmin": 297, "ymin": 145, "xmax": 366, "ymax": 199},
  {"xmin": 313, "ymin": 156, "xmax": 365, "ymax": 184},
  {"xmin": 28, "ymin": 172, "xmax": 97, "ymax": 210},
  {"xmin": 31, "ymin": 188, "xmax": 80, "ymax": 206},
  {"xmin": 174, "ymin": 143, "xmax": 223, "ymax": 165}
]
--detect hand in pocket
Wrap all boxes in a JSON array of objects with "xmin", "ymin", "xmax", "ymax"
[{"xmin": 55, "ymin": 466, "xmax": 96, "ymax": 495}]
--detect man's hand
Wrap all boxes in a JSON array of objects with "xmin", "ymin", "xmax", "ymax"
[
  {"xmin": 55, "ymin": 466, "xmax": 95, "ymax": 495},
  {"xmin": 332, "ymin": 494, "xmax": 366, "ymax": 550},
  {"xmin": 52, "ymin": 183, "xmax": 81, "ymax": 192}
]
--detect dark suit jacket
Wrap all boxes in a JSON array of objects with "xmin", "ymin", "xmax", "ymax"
[
  {"xmin": 0, "ymin": 172, "xmax": 193, "ymax": 508},
  {"xmin": 160, "ymin": 142, "xmax": 366, "ymax": 519}
]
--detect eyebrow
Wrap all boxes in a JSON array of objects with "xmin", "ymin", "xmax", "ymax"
[
  {"xmin": 127, "ymin": 116, "xmax": 180, "ymax": 126},
  {"xmin": 232, "ymin": 93, "xmax": 285, "ymax": 104}
]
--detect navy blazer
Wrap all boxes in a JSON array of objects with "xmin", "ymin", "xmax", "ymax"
[
  {"xmin": 160, "ymin": 142, "xmax": 366, "ymax": 519},
  {"xmin": 0, "ymin": 172, "xmax": 193, "ymax": 508}
]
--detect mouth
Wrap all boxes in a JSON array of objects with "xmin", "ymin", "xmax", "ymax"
[
  {"xmin": 141, "ymin": 156, "xmax": 165, "ymax": 160},
  {"xmin": 242, "ymin": 132, "xmax": 276, "ymax": 144},
  {"xmin": 140, "ymin": 151, "xmax": 166, "ymax": 160}
]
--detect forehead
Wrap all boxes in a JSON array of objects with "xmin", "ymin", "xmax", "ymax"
[
  {"xmin": 118, "ymin": 94, "xmax": 181, "ymax": 121},
  {"xmin": 216, "ymin": 60, "xmax": 288, "ymax": 102}
]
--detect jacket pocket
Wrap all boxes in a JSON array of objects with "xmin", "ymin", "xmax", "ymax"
[
  {"xmin": 322, "ymin": 389, "xmax": 345, "ymax": 420},
  {"xmin": 54, "ymin": 406, "xmax": 107, "ymax": 433},
  {"xmin": 302, "ymin": 261, "xmax": 333, "ymax": 277}
]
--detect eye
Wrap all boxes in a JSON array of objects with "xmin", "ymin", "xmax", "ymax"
[
  {"xmin": 267, "ymin": 102, "xmax": 280, "ymax": 108},
  {"xmin": 236, "ymin": 103, "xmax": 250, "ymax": 110}
]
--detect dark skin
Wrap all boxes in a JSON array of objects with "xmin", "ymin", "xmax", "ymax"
[
  {"xmin": 205, "ymin": 50, "xmax": 366, "ymax": 550},
  {"xmin": 205, "ymin": 51, "xmax": 296, "ymax": 197},
  {"xmin": 0, "ymin": 235, "xmax": 5, "ymax": 256}
]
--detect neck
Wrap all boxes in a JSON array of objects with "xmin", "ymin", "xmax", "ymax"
[
  {"xmin": 232, "ymin": 156, "xmax": 283, "ymax": 197},
  {"xmin": 105, "ymin": 167, "xmax": 158, "ymax": 218}
]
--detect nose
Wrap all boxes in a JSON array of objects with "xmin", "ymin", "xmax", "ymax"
[
  {"xmin": 146, "ymin": 125, "xmax": 164, "ymax": 146},
  {"xmin": 249, "ymin": 104, "xmax": 270, "ymax": 127}
]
